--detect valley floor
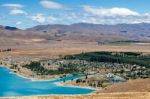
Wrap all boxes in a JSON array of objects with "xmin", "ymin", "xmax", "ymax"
[
  {"xmin": 0, "ymin": 40, "xmax": 150, "ymax": 58},
  {"xmin": 1, "ymin": 40, "xmax": 150, "ymax": 98}
]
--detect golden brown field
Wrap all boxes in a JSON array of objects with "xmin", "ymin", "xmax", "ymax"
[
  {"xmin": 2, "ymin": 92, "xmax": 150, "ymax": 99},
  {"xmin": 1, "ymin": 40, "xmax": 150, "ymax": 58},
  {"xmin": 98, "ymin": 78, "xmax": 150, "ymax": 93}
]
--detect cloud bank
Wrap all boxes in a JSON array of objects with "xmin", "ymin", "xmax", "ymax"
[{"xmin": 1, "ymin": 1, "xmax": 150, "ymax": 28}]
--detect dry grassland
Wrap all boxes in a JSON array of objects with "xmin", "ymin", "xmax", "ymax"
[
  {"xmin": 1, "ymin": 41, "xmax": 150, "ymax": 58},
  {"xmin": 2, "ymin": 92, "xmax": 150, "ymax": 99}
]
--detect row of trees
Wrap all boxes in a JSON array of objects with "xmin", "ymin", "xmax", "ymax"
[
  {"xmin": 64, "ymin": 52, "xmax": 150, "ymax": 68},
  {"xmin": 0, "ymin": 48, "xmax": 12, "ymax": 52},
  {"xmin": 23, "ymin": 61, "xmax": 79, "ymax": 75}
]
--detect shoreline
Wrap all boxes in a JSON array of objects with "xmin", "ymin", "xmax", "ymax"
[
  {"xmin": 0, "ymin": 65, "xmax": 58, "ymax": 82},
  {"xmin": 54, "ymin": 81, "xmax": 99, "ymax": 91}
]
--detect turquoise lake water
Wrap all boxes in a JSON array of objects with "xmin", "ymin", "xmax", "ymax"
[{"xmin": 0, "ymin": 67, "xmax": 94, "ymax": 97}]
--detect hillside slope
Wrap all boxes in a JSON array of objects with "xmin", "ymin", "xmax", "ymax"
[{"xmin": 1, "ymin": 23, "xmax": 150, "ymax": 42}]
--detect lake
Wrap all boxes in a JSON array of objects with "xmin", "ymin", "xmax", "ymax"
[{"xmin": 0, "ymin": 67, "xmax": 94, "ymax": 97}]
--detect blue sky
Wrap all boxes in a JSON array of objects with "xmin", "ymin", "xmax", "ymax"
[{"xmin": 0, "ymin": 0, "xmax": 150, "ymax": 29}]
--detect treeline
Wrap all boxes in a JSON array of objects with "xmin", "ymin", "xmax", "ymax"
[
  {"xmin": 0, "ymin": 48, "xmax": 12, "ymax": 52},
  {"xmin": 23, "ymin": 61, "xmax": 79, "ymax": 75},
  {"xmin": 23, "ymin": 62, "xmax": 61, "ymax": 75},
  {"xmin": 64, "ymin": 51, "xmax": 150, "ymax": 68},
  {"xmin": 97, "ymin": 40, "xmax": 143, "ymax": 45}
]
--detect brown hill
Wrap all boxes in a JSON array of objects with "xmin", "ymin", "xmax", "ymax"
[{"xmin": 1, "ymin": 23, "xmax": 150, "ymax": 42}]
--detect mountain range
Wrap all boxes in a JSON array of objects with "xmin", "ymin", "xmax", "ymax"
[{"xmin": 0, "ymin": 23, "xmax": 150, "ymax": 42}]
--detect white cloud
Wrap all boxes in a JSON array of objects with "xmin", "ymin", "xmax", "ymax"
[
  {"xmin": 2, "ymin": 3, "xmax": 27, "ymax": 15},
  {"xmin": 30, "ymin": 14, "xmax": 46, "ymax": 23},
  {"xmin": 47, "ymin": 16, "xmax": 57, "ymax": 22},
  {"xmin": 10, "ymin": 8, "xmax": 27, "ymax": 15},
  {"xmin": 40, "ymin": 0, "xmax": 64, "ymax": 9},
  {"xmin": 67, "ymin": 6, "xmax": 150, "ymax": 24},
  {"xmin": 82, "ymin": 6, "xmax": 139, "ymax": 17},
  {"xmin": 16, "ymin": 21, "xmax": 22, "ymax": 25},
  {"xmin": 2, "ymin": 3, "xmax": 24, "ymax": 8},
  {"xmin": 29, "ymin": 13, "xmax": 57, "ymax": 24}
]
